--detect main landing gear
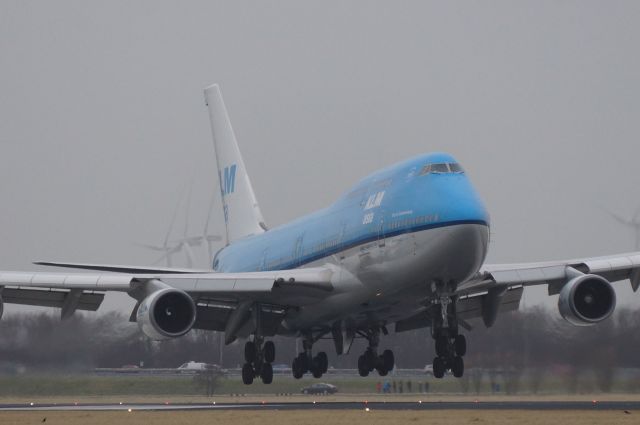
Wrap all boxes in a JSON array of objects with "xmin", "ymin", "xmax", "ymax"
[
  {"xmin": 356, "ymin": 328, "xmax": 395, "ymax": 377},
  {"xmin": 431, "ymin": 296, "xmax": 466, "ymax": 378},
  {"xmin": 242, "ymin": 337, "xmax": 276, "ymax": 385},
  {"xmin": 292, "ymin": 334, "xmax": 329, "ymax": 379}
]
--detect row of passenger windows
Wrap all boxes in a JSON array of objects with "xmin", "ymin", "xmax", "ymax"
[
  {"xmin": 389, "ymin": 214, "xmax": 438, "ymax": 230},
  {"xmin": 419, "ymin": 162, "xmax": 464, "ymax": 175}
]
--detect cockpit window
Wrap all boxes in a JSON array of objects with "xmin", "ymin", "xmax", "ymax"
[
  {"xmin": 419, "ymin": 162, "xmax": 464, "ymax": 175},
  {"xmin": 448, "ymin": 163, "xmax": 464, "ymax": 173}
]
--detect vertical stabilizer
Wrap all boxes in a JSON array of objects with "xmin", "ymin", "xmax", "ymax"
[{"xmin": 204, "ymin": 84, "xmax": 267, "ymax": 244}]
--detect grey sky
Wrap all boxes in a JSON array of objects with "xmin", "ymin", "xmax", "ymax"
[{"xmin": 1, "ymin": 1, "xmax": 640, "ymax": 314}]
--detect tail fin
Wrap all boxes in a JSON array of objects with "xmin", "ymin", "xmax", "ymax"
[{"xmin": 204, "ymin": 84, "xmax": 267, "ymax": 244}]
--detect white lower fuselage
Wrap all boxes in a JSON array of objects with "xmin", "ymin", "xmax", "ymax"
[{"xmin": 282, "ymin": 223, "xmax": 489, "ymax": 333}]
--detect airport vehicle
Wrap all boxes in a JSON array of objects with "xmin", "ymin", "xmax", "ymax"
[
  {"xmin": 177, "ymin": 361, "xmax": 218, "ymax": 371},
  {"xmin": 301, "ymin": 383, "xmax": 338, "ymax": 395},
  {"xmin": 0, "ymin": 84, "xmax": 638, "ymax": 385}
]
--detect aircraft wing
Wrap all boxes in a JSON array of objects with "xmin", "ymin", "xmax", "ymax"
[
  {"xmin": 458, "ymin": 251, "xmax": 640, "ymax": 295},
  {"xmin": 451, "ymin": 251, "xmax": 640, "ymax": 327},
  {"xmin": 0, "ymin": 266, "xmax": 335, "ymax": 323}
]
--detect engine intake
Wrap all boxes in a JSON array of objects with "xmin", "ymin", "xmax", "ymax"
[
  {"xmin": 558, "ymin": 273, "xmax": 616, "ymax": 326},
  {"xmin": 136, "ymin": 288, "xmax": 196, "ymax": 340}
]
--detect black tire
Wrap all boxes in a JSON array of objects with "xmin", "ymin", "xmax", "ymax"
[
  {"xmin": 357, "ymin": 354, "xmax": 369, "ymax": 377},
  {"xmin": 435, "ymin": 336, "xmax": 448, "ymax": 357},
  {"xmin": 261, "ymin": 362, "xmax": 273, "ymax": 384},
  {"xmin": 298, "ymin": 352, "xmax": 309, "ymax": 373},
  {"xmin": 242, "ymin": 363, "xmax": 254, "ymax": 385},
  {"xmin": 433, "ymin": 357, "xmax": 445, "ymax": 379},
  {"xmin": 244, "ymin": 341, "xmax": 257, "ymax": 363},
  {"xmin": 382, "ymin": 349, "xmax": 395, "ymax": 371},
  {"xmin": 365, "ymin": 350, "xmax": 376, "ymax": 372},
  {"xmin": 264, "ymin": 341, "xmax": 276, "ymax": 363},
  {"xmin": 292, "ymin": 358, "xmax": 304, "ymax": 379},
  {"xmin": 454, "ymin": 335, "xmax": 467, "ymax": 357},
  {"xmin": 377, "ymin": 364, "xmax": 388, "ymax": 376},
  {"xmin": 317, "ymin": 352, "xmax": 329, "ymax": 374},
  {"xmin": 452, "ymin": 356, "xmax": 464, "ymax": 378},
  {"xmin": 311, "ymin": 357, "xmax": 323, "ymax": 378}
]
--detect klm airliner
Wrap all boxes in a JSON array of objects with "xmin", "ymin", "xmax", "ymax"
[{"xmin": 1, "ymin": 84, "xmax": 638, "ymax": 384}]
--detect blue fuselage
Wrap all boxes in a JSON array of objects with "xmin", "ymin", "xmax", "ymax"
[{"xmin": 214, "ymin": 152, "xmax": 490, "ymax": 276}]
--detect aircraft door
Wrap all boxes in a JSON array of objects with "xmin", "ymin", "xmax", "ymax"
[
  {"xmin": 293, "ymin": 234, "xmax": 304, "ymax": 267},
  {"xmin": 377, "ymin": 210, "xmax": 386, "ymax": 248}
]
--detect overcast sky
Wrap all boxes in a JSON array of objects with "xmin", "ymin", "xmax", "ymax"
[{"xmin": 1, "ymin": 1, "xmax": 640, "ymax": 314}]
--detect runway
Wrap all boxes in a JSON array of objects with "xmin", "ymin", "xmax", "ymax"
[{"xmin": 1, "ymin": 401, "xmax": 639, "ymax": 412}]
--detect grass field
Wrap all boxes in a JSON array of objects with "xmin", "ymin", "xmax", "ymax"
[
  {"xmin": 1, "ymin": 372, "xmax": 638, "ymax": 398},
  {"xmin": 1, "ymin": 410, "xmax": 638, "ymax": 425}
]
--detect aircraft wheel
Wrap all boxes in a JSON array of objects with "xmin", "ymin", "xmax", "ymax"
[
  {"xmin": 264, "ymin": 341, "xmax": 276, "ymax": 363},
  {"xmin": 317, "ymin": 352, "xmax": 328, "ymax": 374},
  {"xmin": 261, "ymin": 362, "xmax": 273, "ymax": 384},
  {"xmin": 357, "ymin": 354, "xmax": 369, "ymax": 377},
  {"xmin": 452, "ymin": 356, "xmax": 464, "ymax": 378},
  {"xmin": 382, "ymin": 349, "xmax": 395, "ymax": 371},
  {"xmin": 292, "ymin": 357, "xmax": 304, "ymax": 379},
  {"xmin": 435, "ymin": 336, "xmax": 448, "ymax": 357},
  {"xmin": 454, "ymin": 335, "xmax": 467, "ymax": 357},
  {"xmin": 311, "ymin": 357, "xmax": 323, "ymax": 378},
  {"xmin": 244, "ymin": 341, "xmax": 257, "ymax": 363},
  {"xmin": 242, "ymin": 363, "xmax": 254, "ymax": 385},
  {"xmin": 433, "ymin": 357, "xmax": 445, "ymax": 379},
  {"xmin": 297, "ymin": 352, "xmax": 309, "ymax": 373}
]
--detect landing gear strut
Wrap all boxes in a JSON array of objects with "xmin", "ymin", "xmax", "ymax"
[
  {"xmin": 431, "ymin": 295, "xmax": 466, "ymax": 378},
  {"xmin": 356, "ymin": 328, "xmax": 395, "ymax": 377},
  {"xmin": 242, "ymin": 337, "xmax": 275, "ymax": 384},
  {"xmin": 291, "ymin": 333, "xmax": 328, "ymax": 379}
]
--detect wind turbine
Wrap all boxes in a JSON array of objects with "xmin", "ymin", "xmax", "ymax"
[
  {"xmin": 604, "ymin": 207, "xmax": 640, "ymax": 250},
  {"xmin": 135, "ymin": 189, "xmax": 185, "ymax": 267},
  {"xmin": 136, "ymin": 186, "xmax": 223, "ymax": 268},
  {"xmin": 170, "ymin": 190, "xmax": 223, "ymax": 267}
]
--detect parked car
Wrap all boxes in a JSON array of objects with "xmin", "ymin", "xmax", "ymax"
[
  {"xmin": 301, "ymin": 383, "xmax": 338, "ymax": 395},
  {"xmin": 177, "ymin": 361, "xmax": 220, "ymax": 372}
]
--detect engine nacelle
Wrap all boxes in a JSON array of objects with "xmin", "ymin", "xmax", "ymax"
[
  {"xmin": 558, "ymin": 274, "xmax": 616, "ymax": 326},
  {"xmin": 136, "ymin": 288, "xmax": 196, "ymax": 340}
]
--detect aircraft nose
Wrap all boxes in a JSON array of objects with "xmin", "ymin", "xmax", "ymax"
[{"xmin": 436, "ymin": 176, "xmax": 490, "ymax": 227}]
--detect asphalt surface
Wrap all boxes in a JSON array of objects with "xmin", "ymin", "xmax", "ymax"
[{"xmin": 1, "ymin": 401, "xmax": 640, "ymax": 411}]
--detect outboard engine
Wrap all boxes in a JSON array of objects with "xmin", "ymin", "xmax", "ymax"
[
  {"xmin": 136, "ymin": 288, "xmax": 197, "ymax": 340},
  {"xmin": 558, "ymin": 273, "xmax": 616, "ymax": 326}
]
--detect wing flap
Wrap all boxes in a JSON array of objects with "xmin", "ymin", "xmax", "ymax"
[{"xmin": 1, "ymin": 287, "xmax": 104, "ymax": 311}]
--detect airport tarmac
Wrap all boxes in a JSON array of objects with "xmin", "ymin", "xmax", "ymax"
[{"xmin": 1, "ymin": 400, "xmax": 640, "ymax": 412}]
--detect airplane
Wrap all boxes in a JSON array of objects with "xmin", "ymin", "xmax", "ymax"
[{"xmin": 1, "ymin": 84, "xmax": 638, "ymax": 385}]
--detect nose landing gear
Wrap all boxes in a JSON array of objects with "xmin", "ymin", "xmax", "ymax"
[{"xmin": 431, "ymin": 295, "xmax": 466, "ymax": 378}]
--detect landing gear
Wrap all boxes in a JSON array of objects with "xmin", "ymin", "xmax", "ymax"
[
  {"xmin": 291, "ymin": 333, "xmax": 329, "ymax": 379},
  {"xmin": 241, "ymin": 337, "xmax": 276, "ymax": 385},
  {"xmin": 356, "ymin": 328, "xmax": 395, "ymax": 377},
  {"xmin": 430, "ymin": 295, "xmax": 467, "ymax": 378}
]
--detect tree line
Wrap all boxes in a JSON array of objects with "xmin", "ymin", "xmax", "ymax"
[{"xmin": 1, "ymin": 306, "xmax": 639, "ymax": 392}]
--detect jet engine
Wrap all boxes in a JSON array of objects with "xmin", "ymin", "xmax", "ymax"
[
  {"xmin": 136, "ymin": 288, "xmax": 197, "ymax": 340},
  {"xmin": 558, "ymin": 273, "xmax": 616, "ymax": 326}
]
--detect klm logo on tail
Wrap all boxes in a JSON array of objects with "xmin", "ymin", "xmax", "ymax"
[
  {"xmin": 220, "ymin": 164, "xmax": 237, "ymax": 195},
  {"xmin": 219, "ymin": 164, "xmax": 237, "ymax": 224}
]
